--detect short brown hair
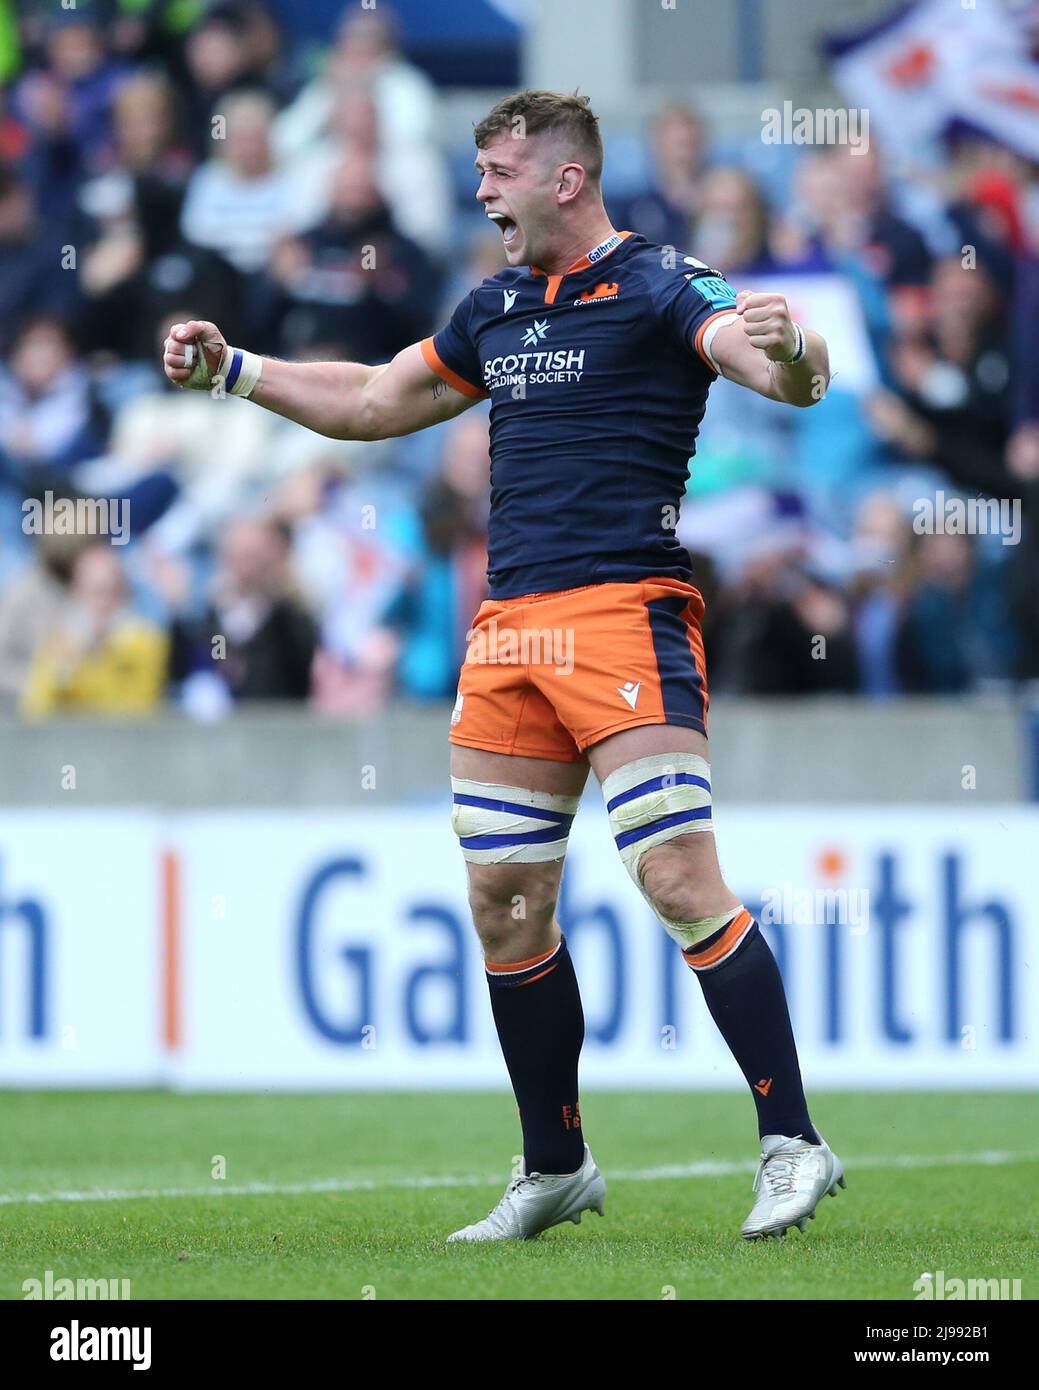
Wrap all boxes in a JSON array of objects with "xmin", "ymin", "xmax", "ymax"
[{"xmin": 473, "ymin": 89, "xmax": 603, "ymax": 180}]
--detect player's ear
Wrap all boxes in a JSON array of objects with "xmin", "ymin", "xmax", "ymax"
[{"xmin": 556, "ymin": 163, "xmax": 585, "ymax": 203}]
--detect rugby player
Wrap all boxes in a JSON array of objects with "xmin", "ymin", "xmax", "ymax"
[{"xmin": 163, "ymin": 90, "xmax": 844, "ymax": 1242}]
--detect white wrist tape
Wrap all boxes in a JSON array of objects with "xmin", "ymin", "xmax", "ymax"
[
  {"xmin": 183, "ymin": 342, "xmax": 263, "ymax": 397},
  {"xmin": 217, "ymin": 344, "xmax": 263, "ymax": 397},
  {"xmin": 776, "ymin": 322, "xmax": 806, "ymax": 366}
]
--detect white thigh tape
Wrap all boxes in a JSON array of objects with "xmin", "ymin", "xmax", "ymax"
[
  {"xmin": 451, "ymin": 778, "xmax": 581, "ymax": 864},
  {"xmin": 602, "ymin": 752, "xmax": 713, "ymax": 879}
]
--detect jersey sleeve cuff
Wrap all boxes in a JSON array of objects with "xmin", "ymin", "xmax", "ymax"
[
  {"xmin": 420, "ymin": 337, "xmax": 488, "ymax": 400},
  {"xmin": 694, "ymin": 310, "xmax": 741, "ymax": 374}
]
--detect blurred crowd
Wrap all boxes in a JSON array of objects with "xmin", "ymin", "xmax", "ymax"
[{"xmin": 0, "ymin": 0, "xmax": 1036, "ymax": 719}]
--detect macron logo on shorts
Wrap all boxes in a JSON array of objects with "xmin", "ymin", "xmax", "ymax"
[{"xmin": 617, "ymin": 681, "xmax": 641, "ymax": 710}]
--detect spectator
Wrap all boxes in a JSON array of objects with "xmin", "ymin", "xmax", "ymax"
[
  {"xmin": 0, "ymin": 315, "xmax": 105, "ymax": 490},
  {"xmin": 691, "ymin": 166, "xmax": 774, "ymax": 275},
  {"xmin": 77, "ymin": 171, "xmax": 150, "ymax": 355},
  {"xmin": 0, "ymin": 530, "xmax": 92, "ymax": 710},
  {"xmin": 274, "ymin": 20, "xmax": 450, "ymax": 260},
  {"xmin": 848, "ymin": 492, "xmax": 913, "ymax": 699},
  {"xmin": 275, "ymin": 6, "xmax": 439, "ymax": 164},
  {"xmin": 896, "ymin": 532, "xmax": 979, "ymax": 694},
  {"xmin": 177, "ymin": 2, "xmax": 257, "ymax": 156},
  {"xmin": 235, "ymin": 1, "xmax": 303, "ymax": 107},
  {"xmin": 710, "ymin": 539, "xmax": 860, "ymax": 696},
  {"xmin": 827, "ymin": 145, "xmax": 933, "ymax": 291},
  {"xmin": 945, "ymin": 157, "xmax": 1023, "ymax": 298},
  {"xmin": 325, "ymin": 84, "xmax": 451, "ymax": 262},
  {"xmin": 268, "ymin": 146, "xmax": 438, "ymax": 362},
  {"xmin": 779, "ymin": 148, "xmax": 930, "ymax": 358},
  {"xmin": 14, "ymin": 8, "xmax": 128, "ymax": 192},
  {"xmin": 175, "ymin": 1, "xmax": 301, "ymax": 141},
  {"xmin": 179, "ymin": 89, "xmax": 314, "ymax": 277},
  {"xmin": 20, "ymin": 541, "xmax": 168, "ymax": 717},
  {"xmin": 79, "ymin": 174, "xmax": 243, "ymax": 363},
  {"xmin": 611, "ymin": 105, "xmax": 707, "ymax": 250},
  {"xmin": 383, "ymin": 411, "xmax": 490, "ymax": 701},
  {"xmin": 110, "ymin": 69, "xmax": 193, "ymax": 182},
  {"xmin": 867, "ymin": 257, "xmax": 1011, "ymax": 496},
  {"xmin": 287, "ymin": 459, "xmax": 414, "ymax": 718},
  {"xmin": 168, "ymin": 516, "xmax": 317, "ymax": 703},
  {"xmin": 0, "ymin": 166, "xmax": 81, "ymax": 355},
  {"xmin": 76, "ymin": 69, "xmax": 207, "ymax": 361},
  {"xmin": 106, "ymin": 0, "xmax": 206, "ymax": 70}
]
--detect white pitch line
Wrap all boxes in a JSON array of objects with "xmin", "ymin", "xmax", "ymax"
[{"xmin": 0, "ymin": 1149, "xmax": 1035, "ymax": 1208}]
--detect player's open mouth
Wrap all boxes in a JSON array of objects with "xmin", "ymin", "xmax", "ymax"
[{"xmin": 487, "ymin": 211, "xmax": 519, "ymax": 246}]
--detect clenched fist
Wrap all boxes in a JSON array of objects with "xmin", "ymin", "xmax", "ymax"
[
  {"xmin": 163, "ymin": 319, "xmax": 228, "ymax": 390},
  {"xmin": 735, "ymin": 291, "xmax": 800, "ymax": 363}
]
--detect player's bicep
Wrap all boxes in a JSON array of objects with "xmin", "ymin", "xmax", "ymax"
[
  {"xmin": 708, "ymin": 318, "xmax": 774, "ymax": 397},
  {"xmin": 363, "ymin": 341, "xmax": 480, "ymax": 438}
]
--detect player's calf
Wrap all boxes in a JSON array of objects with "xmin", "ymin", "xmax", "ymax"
[
  {"xmin": 601, "ymin": 752, "xmax": 831, "ymax": 1226},
  {"xmin": 450, "ymin": 776, "xmax": 589, "ymax": 1188}
]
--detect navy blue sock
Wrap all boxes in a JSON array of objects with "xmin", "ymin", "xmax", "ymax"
[
  {"xmin": 684, "ymin": 911, "xmax": 820, "ymax": 1143},
  {"xmin": 485, "ymin": 936, "xmax": 585, "ymax": 1175}
]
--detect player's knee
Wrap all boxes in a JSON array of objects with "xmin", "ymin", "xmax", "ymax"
[
  {"xmin": 602, "ymin": 751, "xmax": 741, "ymax": 948},
  {"xmin": 638, "ymin": 843, "xmax": 723, "ymax": 925},
  {"xmin": 466, "ymin": 862, "xmax": 559, "ymax": 929},
  {"xmin": 466, "ymin": 863, "xmax": 560, "ymax": 960}
]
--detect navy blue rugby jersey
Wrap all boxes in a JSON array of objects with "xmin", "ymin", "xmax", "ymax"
[{"xmin": 420, "ymin": 230, "xmax": 740, "ymax": 599}]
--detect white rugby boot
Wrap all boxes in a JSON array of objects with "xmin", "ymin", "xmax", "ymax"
[
  {"xmin": 447, "ymin": 1144, "xmax": 606, "ymax": 1243},
  {"xmin": 740, "ymin": 1133, "xmax": 846, "ymax": 1240}
]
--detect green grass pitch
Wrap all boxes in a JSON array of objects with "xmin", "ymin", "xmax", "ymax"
[{"xmin": 0, "ymin": 1091, "xmax": 1036, "ymax": 1300}]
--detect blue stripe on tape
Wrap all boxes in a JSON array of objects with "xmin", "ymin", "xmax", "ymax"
[
  {"xmin": 614, "ymin": 805, "xmax": 712, "ymax": 850},
  {"xmin": 224, "ymin": 348, "xmax": 243, "ymax": 392},
  {"xmin": 453, "ymin": 793, "xmax": 573, "ymax": 827},
  {"xmin": 606, "ymin": 772, "xmax": 710, "ymax": 813},
  {"xmin": 461, "ymin": 826, "xmax": 571, "ymax": 850}
]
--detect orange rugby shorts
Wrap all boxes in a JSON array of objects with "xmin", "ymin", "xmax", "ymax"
[{"xmin": 449, "ymin": 577, "xmax": 709, "ymax": 763}]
